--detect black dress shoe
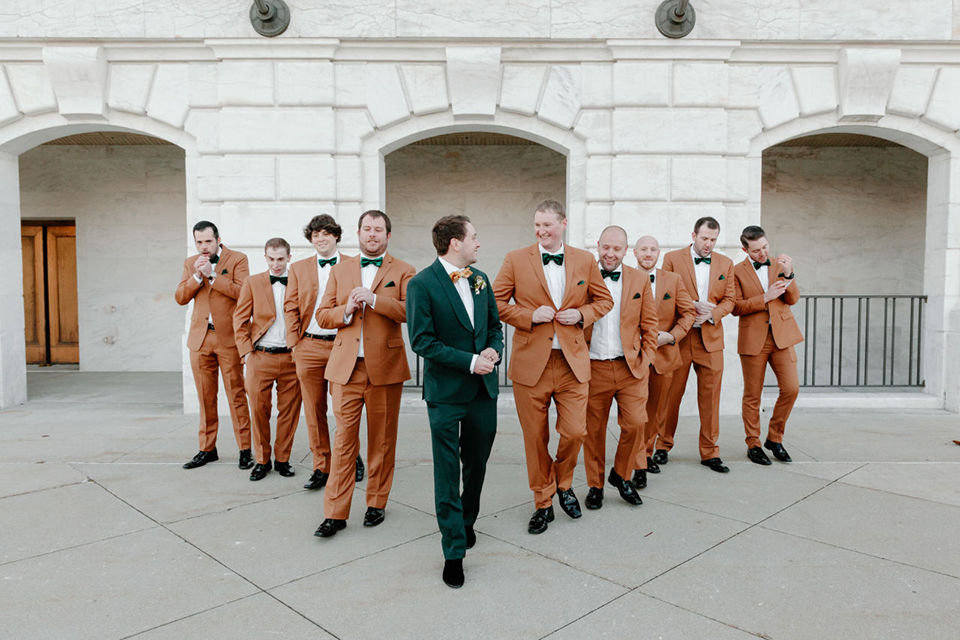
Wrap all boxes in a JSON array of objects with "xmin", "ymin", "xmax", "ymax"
[
  {"xmin": 764, "ymin": 439, "xmax": 793, "ymax": 462},
  {"xmin": 608, "ymin": 469, "xmax": 643, "ymax": 505},
  {"xmin": 275, "ymin": 461, "xmax": 295, "ymax": 477},
  {"xmin": 249, "ymin": 461, "xmax": 272, "ymax": 481},
  {"xmin": 653, "ymin": 449, "xmax": 669, "ymax": 465},
  {"xmin": 363, "ymin": 507, "xmax": 385, "ymax": 527},
  {"xmin": 747, "ymin": 447, "xmax": 772, "ymax": 466},
  {"xmin": 557, "ymin": 488, "xmax": 582, "ymax": 519},
  {"xmin": 527, "ymin": 506, "xmax": 555, "ymax": 534},
  {"xmin": 355, "ymin": 455, "xmax": 365, "ymax": 482},
  {"xmin": 314, "ymin": 518, "xmax": 346, "ymax": 537},
  {"xmin": 303, "ymin": 469, "xmax": 329, "ymax": 490},
  {"xmin": 442, "ymin": 559, "xmax": 464, "ymax": 588},
  {"xmin": 700, "ymin": 457, "xmax": 730, "ymax": 473},
  {"xmin": 238, "ymin": 449, "xmax": 254, "ymax": 470},
  {"xmin": 465, "ymin": 525, "xmax": 476, "ymax": 549},
  {"xmin": 585, "ymin": 487, "xmax": 604, "ymax": 510},
  {"xmin": 182, "ymin": 448, "xmax": 218, "ymax": 469},
  {"xmin": 646, "ymin": 457, "xmax": 660, "ymax": 474},
  {"xmin": 631, "ymin": 469, "xmax": 647, "ymax": 490}
]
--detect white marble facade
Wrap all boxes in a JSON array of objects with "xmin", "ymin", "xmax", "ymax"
[{"xmin": 0, "ymin": 2, "xmax": 960, "ymax": 413}]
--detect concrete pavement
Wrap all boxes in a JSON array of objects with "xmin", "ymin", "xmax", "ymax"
[{"xmin": 2, "ymin": 371, "xmax": 959, "ymax": 639}]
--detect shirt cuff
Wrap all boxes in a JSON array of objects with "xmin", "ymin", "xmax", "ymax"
[
  {"xmin": 469, "ymin": 354, "xmax": 478, "ymax": 374},
  {"xmin": 193, "ymin": 273, "xmax": 203, "ymax": 284},
  {"xmin": 369, "ymin": 294, "xmax": 376, "ymax": 310},
  {"xmin": 343, "ymin": 312, "xmax": 353, "ymax": 324}
]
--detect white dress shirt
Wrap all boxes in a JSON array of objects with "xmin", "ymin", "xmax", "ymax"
[
  {"xmin": 540, "ymin": 243, "xmax": 565, "ymax": 350},
  {"xmin": 691, "ymin": 246, "xmax": 711, "ymax": 328},
  {"xmin": 306, "ymin": 253, "xmax": 338, "ymax": 336},
  {"xmin": 438, "ymin": 257, "xmax": 479, "ymax": 373},
  {"xmin": 648, "ymin": 270, "xmax": 657, "ymax": 301},
  {"xmin": 754, "ymin": 260, "xmax": 770, "ymax": 294},
  {"xmin": 194, "ymin": 248, "xmax": 220, "ymax": 326},
  {"xmin": 588, "ymin": 263, "xmax": 623, "ymax": 361},
  {"xmin": 348, "ymin": 257, "xmax": 379, "ymax": 358},
  {"xmin": 258, "ymin": 271, "xmax": 288, "ymax": 348}
]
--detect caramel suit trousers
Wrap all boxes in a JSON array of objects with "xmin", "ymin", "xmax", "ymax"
[
  {"xmin": 513, "ymin": 350, "xmax": 588, "ymax": 509},
  {"xmin": 660, "ymin": 328, "xmax": 723, "ymax": 461},
  {"xmin": 294, "ymin": 337, "xmax": 334, "ymax": 472},
  {"xmin": 324, "ymin": 359, "xmax": 403, "ymax": 520},
  {"xmin": 741, "ymin": 328, "xmax": 799, "ymax": 448},
  {"xmin": 583, "ymin": 358, "xmax": 649, "ymax": 488},
  {"xmin": 638, "ymin": 367, "xmax": 672, "ymax": 469},
  {"xmin": 245, "ymin": 350, "xmax": 302, "ymax": 465},
  {"xmin": 190, "ymin": 329, "xmax": 251, "ymax": 452}
]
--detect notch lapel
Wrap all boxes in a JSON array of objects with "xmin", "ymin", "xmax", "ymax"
[
  {"xmin": 370, "ymin": 253, "xmax": 391, "ymax": 291},
  {"xmin": 559, "ymin": 246, "xmax": 577, "ymax": 309},
  {"xmin": 682, "ymin": 247, "xmax": 699, "ymax": 301},
  {"xmin": 258, "ymin": 274, "xmax": 276, "ymax": 323},
  {"xmin": 432, "ymin": 260, "xmax": 473, "ymax": 332},
  {"xmin": 527, "ymin": 245, "xmax": 554, "ymax": 306}
]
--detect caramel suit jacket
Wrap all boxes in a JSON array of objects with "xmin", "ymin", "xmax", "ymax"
[
  {"xmin": 283, "ymin": 253, "xmax": 348, "ymax": 349},
  {"xmin": 316, "ymin": 252, "xmax": 415, "ymax": 386},
  {"xmin": 175, "ymin": 245, "xmax": 249, "ymax": 351},
  {"xmin": 584, "ymin": 264, "xmax": 659, "ymax": 380},
  {"xmin": 651, "ymin": 268, "xmax": 697, "ymax": 375},
  {"xmin": 492, "ymin": 244, "xmax": 614, "ymax": 387},
  {"xmin": 661, "ymin": 246, "xmax": 735, "ymax": 353},
  {"xmin": 233, "ymin": 272, "xmax": 282, "ymax": 358},
  {"xmin": 732, "ymin": 258, "xmax": 804, "ymax": 356}
]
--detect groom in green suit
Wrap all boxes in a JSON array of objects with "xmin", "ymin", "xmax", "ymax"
[{"xmin": 407, "ymin": 215, "xmax": 503, "ymax": 589}]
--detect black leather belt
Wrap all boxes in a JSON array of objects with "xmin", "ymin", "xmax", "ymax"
[
  {"xmin": 255, "ymin": 345, "xmax": 291, "ymax": 354},
  {"xmin": 207, "ymin": 323, "xmax": 215, "ymax": 331},
  {"xmin": 304, "ymin": 333, "xmax": 335, "ymax": 341}
]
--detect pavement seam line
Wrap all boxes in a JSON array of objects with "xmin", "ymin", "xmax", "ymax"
[
  {"xmin": 118, "ymin": 594, "xmax": 258, "ymax": 639},
  {"xmin": 86, "ymin": 477, "xmax": 342, "ymax": 639}
]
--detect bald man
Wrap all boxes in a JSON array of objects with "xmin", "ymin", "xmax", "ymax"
[
  {"xmin": 581, "ymin": 226, "xmax": 657, "ymax": 509},
  {"xmin": 632, "ymin": 236, "xmax": 695, "ymax": 489}
]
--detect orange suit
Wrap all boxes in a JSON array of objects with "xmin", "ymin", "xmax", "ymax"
[
  {"xmin": 639, "ymin": 269, "xmax": 696, "ymax": 468},
  {"xmin": 660, "ymin": 246, "xmax": 735, "ymax": 461},
  {"xmin": 175, "ymin": 245, "xmax": 251, "ymax": 452},
  {"xmin": 582, "ymin": 265, "xmax": 659, "ymax": 487},
  {"xmin": 732, "ymin": 259, "xmax": 803, "ymax": 448},
  {"xmin": 316, "ymin": 253, "xmax": 415, "ymax": 520},
  {"xmin": 493, "ymin": 244, "xmax": 613, "ymax": 509},
  {"xmin": 233, "ymin": 272, "xmax": 302, "ymax": 465}
]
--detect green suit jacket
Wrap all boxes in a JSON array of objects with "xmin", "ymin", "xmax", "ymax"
[{"xmin": 407, "ymin": 259, "xmax": 503, "ymax": 404}]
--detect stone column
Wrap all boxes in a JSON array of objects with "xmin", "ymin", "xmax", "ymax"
[{"xmin": 0, "ymin": 151, "xmax": 27, "ymax": 408}]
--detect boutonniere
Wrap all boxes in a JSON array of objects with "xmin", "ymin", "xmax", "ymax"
[
  {"xmin": 385, "ymin": 281, "xmax": 396, "ymax": 288},
  {"xmin": 718, "ymin": 274, "xmax": 725, "ymax": 280},
  {"xmin": 221, "ymin": 268, "xmax": 228, "ymax": 275},
  {"xmin": 472, "ymin": 276, "xmax": 487, "ymax": 295},
  {"xmin": 578, "ymin": 280, "xmax": 585, "ymax": 285},
  {"xmin": 663, "ymin": 292, "xmax": 672, "ymax": 300}
]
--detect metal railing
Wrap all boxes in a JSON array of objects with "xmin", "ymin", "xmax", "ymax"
[{"xmin": 784, "ymin": 294, "xmax": 927, "ymax": 388}]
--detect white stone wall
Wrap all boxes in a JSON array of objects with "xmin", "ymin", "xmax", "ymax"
[{"xmin": 19, "ymin": 144, "xmax": 186, "ymax": 372}]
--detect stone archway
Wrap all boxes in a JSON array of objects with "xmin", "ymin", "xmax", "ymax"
[{"xmin": 0, "ymin": 114, "xmax": 197, "ymax": 408}]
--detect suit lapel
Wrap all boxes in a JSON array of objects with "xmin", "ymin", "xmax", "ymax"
[
  {"xmin": 257, "ymin": 273, "xmax": 275, "ymax": 323},
  {"xmin": 527, "ymin": 245, "xmax": 553, "ymax": 305},
  {"xmin": 619, "ymin": 267, "xmax": 634, "ymax": 335},
  {"xmin": 681, "ymin": 247, "xmax": 699, "ymax": 301},
  {"xmin": 432, "ymin": 260, "xmax": 473, "ymax": 332},
  {"xmin": 654, "ymin": 268, "xmax": 665, "ymax": 310},
  {"xmin": 303, "ymin": 258, "xmax": 319, "ymax": 313},
  {"xmin": 559, "ymin": 246, "xmax": 577, "ymax": 309},
  {"xmin": 371, "ymin": 253, "xmax": 391, "ymax": 291}
]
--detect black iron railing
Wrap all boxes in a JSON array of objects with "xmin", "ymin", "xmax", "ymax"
[{"xmin": 782, "ymin": 294, "xmax": 927, "ymax": 388}]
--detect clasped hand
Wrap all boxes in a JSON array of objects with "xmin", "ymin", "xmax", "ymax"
[
  {"xmin": 344, "ymin": 286, "xmax": 375, "ymax": 315},
  {"xmin": 532, "ymin": 305, "xmax": 581, "ymax": 325},
  {"xmin": 194, "ymin": 255, "xmax": 213, "ymax": 278},
  {"xmin": 473, "ymin": 347, "xmax": 499, "ymax": 375}
]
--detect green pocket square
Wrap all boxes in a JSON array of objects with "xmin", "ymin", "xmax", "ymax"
[
  {"xmin": 578, "ymin": 280, "xmax": 585, "ymax": 285},
  {"xmin": 663, "ymin": 293, "xmax": 671, "ymax": 300},
  {"xmin": 221, "ymin": 268, "xmax": 228, "ymax": 275},
  {"xmin": 633, "ymin": 293, "xmax": 641, "ymax": 299},
  {"xmin": 385, "ymin": 281, "xmax": 396, "ymax": 288},
  {"xmin": 718, "ymin": 274, "xmax": 725, "ymax": 280}
]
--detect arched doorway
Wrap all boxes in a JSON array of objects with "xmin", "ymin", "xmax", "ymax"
[{"xmin": 384, "ymin": 131, "xmax": 567, "ymax": 273}]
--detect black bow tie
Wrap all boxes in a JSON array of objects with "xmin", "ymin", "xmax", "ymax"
[
  {"xmin": 270, "ymin": 275, "xmax": 287, "ymax": 286},
  {"xmin": 600, "ymin": 269, "xmax": 620, "ymax": 281},
  {"xmin": 209, "ymin": 254, "xmax": 220, "ymax": 264},
  {"xmin": 361, "ymin": 257, "xmax": 383, "ymax": 268},
  {"xmin": 318, "ymin": 257, "xmax": 337, "ymax": 267},
  {"xmin": 650, "ymin": 274, "xmax": 655, "ymax": 283},
  {"xmin": 753, "ymin": 259, "xmax": 771, "ymax": 270},
  {"xmin": 694, "ymin": 256, "xmax": 711, "ymax": 265},
  {"xmin": 542, "ymin": 253, "xmax": 563, "ymax": 266}
]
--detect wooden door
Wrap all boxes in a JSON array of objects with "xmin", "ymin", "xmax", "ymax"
[
  {"xmin": 21, "ymin": 226, "xmax": 46, "ymax": 364},
  {"xmin": 46, "ymin": 226, "xmax": 79, "ymax": 363}
]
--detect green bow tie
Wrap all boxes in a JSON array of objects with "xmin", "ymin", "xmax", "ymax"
[
  {"xmin": 542, "ymin": 253, "xmax": 563, "ymax": 266},
  {"xmin": 361, "ymin": 257, "xmax": 383, "ymax": 268},
  {"xmin": 650, "ymin": 274, "xmax": 655, "ymax": 283},
  {"xmin": 753, "ymin": 259, "xmax": 771, "ymax": 270},
  {"xmin": 209, "ymin": 254, "xmax": 220, "ymax": 264},
  {"xmin": 318, "ymin": 257, "xmax": 337, "ymax": 267},
  {"xmin": 600, "ymin": 269, "xmax": 620, "ymax": 281},
  {"xmin": 270, "ymin": 275, "xmax": 287, "ymax": 286},
  {"xmin": 694, "ymin": 256, "xmax": 711, "ymax": 265}
]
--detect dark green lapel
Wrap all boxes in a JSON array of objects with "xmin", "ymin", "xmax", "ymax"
[{"xmin": 430, "ymin": 259, "xmax": 473, "ymax": 332}]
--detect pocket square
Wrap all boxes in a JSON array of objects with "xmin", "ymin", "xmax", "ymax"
[
  {"xmin": 385, "ymin": 281, "xmax": 396, "ymax": 288},
  {"xmin": 221, "ymin": 268, "xmax": 228, "ymax": 275},
  {"xmin": 578, "ymin": 280, "xmax": 585, "ymax": 285},
  {"xmin": 718, "ymin": 274, "xmax": 725, "ymax": 280},
  {"xmin": 633, "ymin": 293, "xmax": 641, "ymax": 299},
  {"xmin": 663, "ymin": 293, "xmax": 672, "ymax": 300}
]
